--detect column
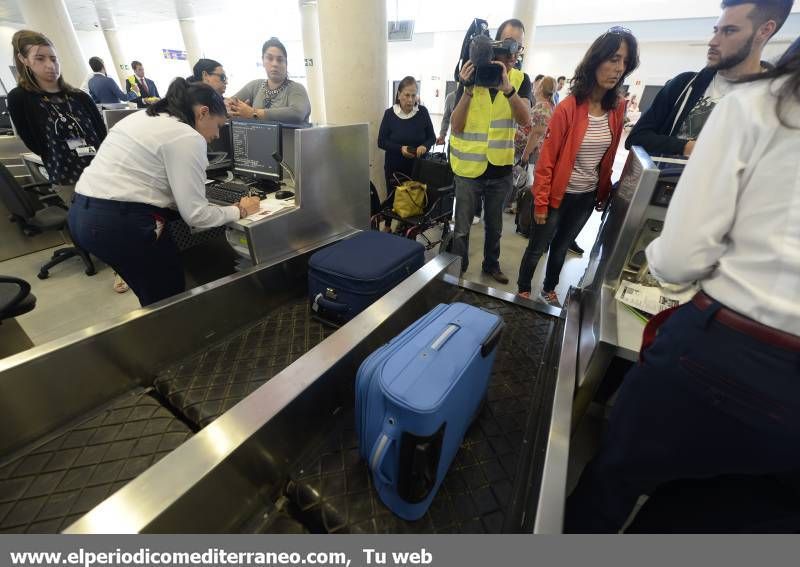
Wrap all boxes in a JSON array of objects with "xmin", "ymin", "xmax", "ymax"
[
  {"xmin": 318, "ymin": 0, "xmax": 387, "ymax": 195},
  {"xmin": 178, "ymin": 19, "xmax": 203, "ymax": 68},
  {"xmin": 19, "ymin": 0, "xmax": 88, "ymax": 86},
  {"xmin": 101, "ymin": 28, "xmax": 129, "ymax": 87},
  {"xmin": 513, "ymin": 0, "xmax": 540, "ymax": 78},
  {"xmin": 299, "ymin": 0, "xmax": 326, "ymax": 124}
]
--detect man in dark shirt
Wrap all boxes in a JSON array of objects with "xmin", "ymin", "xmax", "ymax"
[
  {"xmin": 450, "ymin": 19, "xmax": 532, "ymax": 284},
  {"xmin": 627, "ymin": 0, "xmax": 793, "ymax": 157},
  {"xmin": 87, "ymin": 57, "xmax": 138, "ymax": 105}
]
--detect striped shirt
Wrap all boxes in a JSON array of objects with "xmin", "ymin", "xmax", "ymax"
[{"xmin": 566, "ymin": 113, "xmax": 612, "ymax": 194}]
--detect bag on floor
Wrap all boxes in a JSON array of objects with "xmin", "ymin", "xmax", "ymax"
[
  {"xmin": 515, "ymin": 188, "xmax": 533, "ymax": 237},
  {"xmin": 309, "ymin": 231, "xmax": 425, "ymax": 326},
  {"xmin": 355, "ymin": 302, "xmax": 504, "ymax": 520}
]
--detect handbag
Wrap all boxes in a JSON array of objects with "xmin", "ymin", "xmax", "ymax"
[{"xmin": 391, "ymin": 173, "xmax": 428, "ymax": 218}]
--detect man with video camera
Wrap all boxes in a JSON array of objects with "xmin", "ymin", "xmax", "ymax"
[{"xmin": 450, "ymin": 19, "xmax": 532, "ymax": 284}]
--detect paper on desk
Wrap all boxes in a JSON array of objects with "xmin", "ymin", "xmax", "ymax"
[
  {"xmin": 615, "ymin": 280, "xmax": 695, "ymax": 316},
  {"xmin": 243, "ymin": 200, "xmax": 294, "ymax": 222}
]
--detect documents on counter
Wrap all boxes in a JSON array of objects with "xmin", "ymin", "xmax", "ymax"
[
  {"xmin": 238, "ymin": 198, "xmax": 295, "ymax": 223},
  {"xmin": 615, "ymin": 280, "xmax": 696, "ymax": 317}
]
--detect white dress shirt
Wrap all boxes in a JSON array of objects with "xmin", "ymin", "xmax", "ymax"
[
  {"xmin": 646, "ymin": 77, "xmax": 800, "ymax": 336},
  {"xmin": 76, "ymin": 111, "xmax": 239, "ymax": 229}
]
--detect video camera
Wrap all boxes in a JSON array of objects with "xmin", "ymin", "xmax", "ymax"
[{"xmin": 456, "ymin": 19, "xmax": 521, "ymax": 89}]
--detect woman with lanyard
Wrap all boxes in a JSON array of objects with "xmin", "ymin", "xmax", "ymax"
[
  {"xmin": 67, "ymin": 78, "xmax": 260, "ymax": 307},
  {"xmin": 377, "ymin": 76, "xmax": 435, "ymax": 232},
  {"xmin": 188, "ymin": 58, "xmax": 228, "ymax": 96},
  {"xmin": 227, "ymin": 37, "xmax": 311, "ymax": 124},
  {"xmin": 515, "ymin": 27, "xmax": 639, "ymax": 307},
  {"xmin": 8, "ymin": 30, "xmax": 105, "ymax": 208}
]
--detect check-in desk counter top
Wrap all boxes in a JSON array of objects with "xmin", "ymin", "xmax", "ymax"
[
  {"xmin": 575, "ymin": 148, "xmax": 684, "ymax": 414},
  {"xmin": 224, "ymin": 123, "xmax": 371, "ymax": 268}
]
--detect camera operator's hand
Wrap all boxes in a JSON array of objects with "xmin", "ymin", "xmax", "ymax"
[
  {"xmin": 401, "ymin": 146, "xmax": 416, "ymax": 159},
  {"xmin": 415, "ymin": 146, "xmax": 427, "ymax": 158},
  {"xmin": 459, "ymin": 61, "xmax": 475, "ymax": 86},
  {"xmin": 494, "ymin": 62, "xmax": 512, "ymax": 95}
]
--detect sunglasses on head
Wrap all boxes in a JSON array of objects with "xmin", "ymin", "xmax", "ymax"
[{"xmin": 602, "ymin": 25, "xmax": 632, "ymax": 40}]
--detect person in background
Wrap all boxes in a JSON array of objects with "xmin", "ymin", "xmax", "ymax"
[
  {"xmin": 626, "ymin": 0, "xmax": 793, "ymax": 157},
  {"xmin": 126, "ymin": 60, "xmax": 159, "ymax": 107},
  {"xmin": 516, "ymin": 27, "xmax": 639, "ymax": 307},
  {"xmin": 188, "ymin": 58, "xmax": 228, "ymax": 96},
  {"xmin": 450, "ymin": 18, "xmax": 532, "ymax": 284},
  {"xmin": 554, "ymin": 75, "xmax": 567, "ymax": 104},
  {"xmin": 228, "ymin": 37, "xmax": 311, "ymax": 124},
  {"xmin": 520, "ymin": 75, "xmax": 557, "ymax": 169},
  {"xmin": 8, "ymin": 30, "xmax": 106, "ymax": 208},
  {"xmin": 566, "ymin": 41, "xmax": 800, "ymax": 534},
  {"xmin": 377, "ymin": 76, "xmax": 436, "ymax": 232},
  {"xmin": 87, "ymin": 56, "xmax": 138, "ymax": 104},
  {"xmin": 68, "ymin": 79, "xmax": 260, "ymax": 307},
  {"xmin": 436, "ymin": 90, "xmax": 456, "ymax": 146}
]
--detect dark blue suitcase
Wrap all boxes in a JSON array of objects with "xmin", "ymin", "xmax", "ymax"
[
  {"xmin": 309, "ymin": 231, "xmax": 425, "ymax": 326},
  {"xmin": 355, "ymin": 302, "xmax": 504, "ymax": 520}
]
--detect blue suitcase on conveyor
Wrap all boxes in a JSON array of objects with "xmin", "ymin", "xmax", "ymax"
[
  {"xmin": 308, "ymin": 231, "xmax": 425, "ymax": 326},
  {"xmin": 355, "ymin": 302, "xmax": 504, "ymax": 520}
]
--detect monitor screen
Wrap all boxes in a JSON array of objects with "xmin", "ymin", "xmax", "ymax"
[
  {"xmin": 231, "ymin": 120, "xmax": 282, "ymax": 180},
  {"xmin": 0, "ymin": 96, "xmax": 11, "ymax": 131},
  {"xmin": 208, "ymin": 122, "xmax": 232, "ymax": 158},
  {"xmin": 104, "ymin": 108, "xmax": 140, "ymax": 130},
  {"xmin": 639, "ymin": 85, "xmax": 663, "ymax": 114}
]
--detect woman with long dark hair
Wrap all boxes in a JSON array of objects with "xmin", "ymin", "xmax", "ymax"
[
  {"xmin": 8, "ymin": 30, "xmax": 106, "ymax": 207},
  {"xmin": 516, "ymin": 27, "xmax": 639, "ymax": 306},
  {"xmin": 566, "ymin": 41, "xmax": 800, "ymax": 534},
  {"xmin": 68, "ymin": 79, "xmax": 260, "ymax": 307},
  {"xmin": 377, "ymin": 76, "xmax": 435, "ymax": 231},
  {"xmin": 188, "ymin": 58, "xmax": 228, "ymax": 96}
]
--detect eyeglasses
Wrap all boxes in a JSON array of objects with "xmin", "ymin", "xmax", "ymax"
[{"xmin": 208, "ymin": 72, "xmax": 228, "ymax": 82}]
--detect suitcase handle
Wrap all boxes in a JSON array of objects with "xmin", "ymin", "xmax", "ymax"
[
  {"xmin": 480, "ymin": 320, "xmax": 505, "ymax": 358},
  {"xmin": 312, "ymin": 293, "xmax": 348, "ymax": 314},
  {"xmin": 429, "ymin": 324, "xmax": 460, "ymax": 351},
  {"xmin": 369, "ymin": 433, "xmax": 395, "ymax": 485}
]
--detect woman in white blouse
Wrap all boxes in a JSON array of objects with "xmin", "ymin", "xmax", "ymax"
[
  {"xmin": 68, "ymin": 78, "xmax": 259, "ymax": 307},
  {"xmin": 566, "ymin": 43, "xmax": 800, "ymax": 533}
]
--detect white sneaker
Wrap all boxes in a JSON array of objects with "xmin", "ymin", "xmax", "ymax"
[{"xmin": 472, "ymin": 216, "xmax": 481, "ymax": 225}]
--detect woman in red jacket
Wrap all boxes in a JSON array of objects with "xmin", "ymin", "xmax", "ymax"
[{"xmin": 516, "ymin": 27, "xmax": 639, "ymax": 306}]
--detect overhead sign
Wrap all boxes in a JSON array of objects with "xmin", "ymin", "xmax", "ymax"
[{"xmin": 161, "ymin": 49, "xmax": 187, "ymax": 61}]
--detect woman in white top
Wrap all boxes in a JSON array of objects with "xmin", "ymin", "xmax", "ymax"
[
  {"xmin": 566, "ymin": 45, "xmax": 800, "ymax": 533},
  {"xmin": 68, "ymin": 78, "xmax": 259, "ymax": 307}
]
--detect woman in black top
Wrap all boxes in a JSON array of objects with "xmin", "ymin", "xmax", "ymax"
[
  {"xmin": 377, "ymin": 76, "xmax": 435, "ymax": 231},
  {"xmin": 8, "ymin": 30, "xmax": 106, "ymax": 207}
]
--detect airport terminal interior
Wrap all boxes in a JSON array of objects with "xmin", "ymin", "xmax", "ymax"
[{"xmin": 0, "ymin": 0, "xmax": 798, "ymax": 534}]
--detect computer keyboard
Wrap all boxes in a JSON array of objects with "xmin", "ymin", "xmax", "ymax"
[{"xmin": 206, "ymin": 182, "xmax": 257, "ymax": 204}]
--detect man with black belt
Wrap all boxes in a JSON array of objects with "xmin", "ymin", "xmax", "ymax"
[
  {"xmin": 626, "ymin": 0, "xmax": 793, "ymax": 157},
  {"xmin": 565, "ymin": 41, "xmax": 800, "ymax": 532},
  {"xmin": 450, "ymin": 18, "xmax": 531, "ymax": 284}
]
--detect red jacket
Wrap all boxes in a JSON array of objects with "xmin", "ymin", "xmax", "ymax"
[{"xmin": 532, "ymin": 95, "xmax": 626, "ymax": 216}]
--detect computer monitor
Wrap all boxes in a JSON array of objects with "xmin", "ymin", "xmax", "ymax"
[
  {"xmin": 639, "ymin": 85, "xmax": 663, "ymax": 114},
  {"xmin": 207, "ymin": 121, "xmax": 232, "ymax": 166},
  {"xmin": 231, "ymin": 120, "xmax": 282, "ymax": 181},
  {"xmin": 103, "ymin": 108, "xmax": 140, "ymax": 130},
  {"xmin": 0, "ymin": 96, "xmax": 13, "ymax": 133}
]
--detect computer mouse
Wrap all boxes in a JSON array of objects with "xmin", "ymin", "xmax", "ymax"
[{"xmin": 275, "ymin": 190, "xmax": 294, "ymax": 200}]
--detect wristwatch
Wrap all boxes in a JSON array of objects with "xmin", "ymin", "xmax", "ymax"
[{"xmin": 503, "ymin": 87, "xmax": 516, "ymax": 99}]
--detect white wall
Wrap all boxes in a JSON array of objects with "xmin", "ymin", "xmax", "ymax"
[{"xmin": 0, "ymin": 23, "xmax": 22, "ymax": 94}]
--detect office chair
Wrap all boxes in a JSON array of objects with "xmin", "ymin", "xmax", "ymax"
[
  {"xmin": 0, "ymin": 275, "xmax": 36, "ymax": 357},
  {"xmin": 0, "ymin": 162, "xmax": 96, "ymax": 279}
]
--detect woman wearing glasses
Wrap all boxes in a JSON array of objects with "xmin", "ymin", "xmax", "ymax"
[
  {"xmin": 8, "ymin": 30, "xmax": 106, "ymax": 207},
  {"xmin": 188, "ymin": 58, "xmax": 228, "ymax": 96},
  {"xmin": 516, "ymin": 27, "xmax": 639, "ymax": 307},
  {"xmin": 227, "ymin": 37, "xmax": 311, "ymax": 124}
]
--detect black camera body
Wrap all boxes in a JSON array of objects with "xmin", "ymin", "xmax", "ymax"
[{"xmin": 468, "ymin": 34, "xmax": 520, "ymax": 88}]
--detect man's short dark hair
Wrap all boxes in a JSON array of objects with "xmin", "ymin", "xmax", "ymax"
[
  {"xmin": 557, "ymin": 75, "xmax": 566, "ymax": 82},
  {"xmin": 88, "ymin": 57, "xmax": 104, "ymax": 72},
  {"xmin": 535, "ymin": 74, "xmax": 544, "ymax": 82},
  {"xmin": 131, "ymin": 60, "xmax": 142, "ymax": 71},
  {"xmin": 495, "ymin": 18, "xmax": 525, "ymax": 40},
  {"xmin": 720, "ymin": 0, "xmax": 794, "ymax": 35}
]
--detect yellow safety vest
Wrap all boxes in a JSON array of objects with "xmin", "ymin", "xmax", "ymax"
[{"xmin": 450, "ymin": 68, "xmax": 525, "ymax": 179}]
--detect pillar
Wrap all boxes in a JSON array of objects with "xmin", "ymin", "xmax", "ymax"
[
  {"xmin": 299, "ymin": 0, "xmax": 326, "ymax": 124},
  {"xmin": 513, "ymin": 0, "xmax": 540, "ymax": 79},
  {"xmin": 318, "ymin": 0, "xmax": 387, "ymax": 194},
  {"xmin": 178, "ymin": 19, "xmax": 203, "ymax": 68},
  {"xmin": 101, "ymin": 28, "xmax": 129, "ymax": 87},
  {"xmin": 19, "ymin": 0, "xmax": 88, "ymax": 86}
]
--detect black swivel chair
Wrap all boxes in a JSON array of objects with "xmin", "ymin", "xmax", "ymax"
[
  {"xmin": 0, "ymin": 275, "xmax": 36, "ymax": 357},
  {"xmin": 0, "ymin": 162, "xmax": 96, "ymax": 279}
]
